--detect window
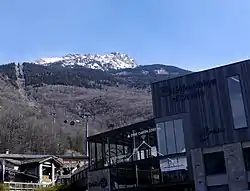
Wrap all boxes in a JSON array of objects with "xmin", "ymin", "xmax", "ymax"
[
  {"xmin": 243, "ymin": 148, "xmax": 250, "ymax": 171},
  {"xmin": 174, "ymin": 119, "xmax": 185, "ymax": 153},
  {"xmin": 204, "ymin": 152, "xmax": 226, "ymax": 175},
  {"xmin": 89, "ymin": 142, "xmax": 96, "ymax": 168},
  {"xmin": 227, "ymin": 75, "xmax": 247, "ymax": 129},
  {"xmin": 157, "ymin": 119, "xmax": 185, "ymax": 155},
  {"xmin": 156, "ymin": 123, "xmax": 167, "ymax": 155},
  {"xmin": 208, "ymin": 185, "xmax": 229, "ymax": 191},
  {"xmin": 165, "ymin": 121, "xmax": 176, "ymax": 154}
]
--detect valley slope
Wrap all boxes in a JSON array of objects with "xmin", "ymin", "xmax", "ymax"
[{"xmin": 0, "ymin": 54, "xmax": 190, "ymax": 154}]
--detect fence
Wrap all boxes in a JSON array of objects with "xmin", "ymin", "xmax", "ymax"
[{"xmin": 4, "ymin": 181, "xmax": 51, "ymax": 191}]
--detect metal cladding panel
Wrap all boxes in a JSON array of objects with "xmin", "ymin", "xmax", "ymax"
[{"xmin": 152, "ymin": 60, "xmax": 250, "ymax": 149}]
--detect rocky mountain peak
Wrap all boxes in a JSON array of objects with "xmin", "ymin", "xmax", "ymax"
[{"xmin": 35, "ymin": 52, "xmax": 137, "ymax": 71}]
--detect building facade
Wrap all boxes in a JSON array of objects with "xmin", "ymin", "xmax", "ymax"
[
  {"xmin": 151, "ymin": 60, "xmax": 250, "ymax": 191},
  {"xmin": 87, "ymin": 119, "xmax": 194, "ymax": 191},
  {"xmin": 57, "ymin": 154, "xmax": 88, "ymax": 185},
  {"xmin": 0, "ymin": 154, "xmax": 63, "ymax": 187}
]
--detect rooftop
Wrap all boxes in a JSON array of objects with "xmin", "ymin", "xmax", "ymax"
[
  {"xmin": 0, "ymin": 155, "xmax": 63, "ymax": 167},
  {"xmin": 87, "ymin": 118, "xmax": 155, "ymax": 143},
  {"xmin": 0, "ymin": 153, "xmax": 88, "ymax": 160}
]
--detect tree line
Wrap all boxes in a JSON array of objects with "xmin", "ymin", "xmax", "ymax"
[{"xmin": 0, "ymin": 105, "xmax": 86, "ymax": 154}]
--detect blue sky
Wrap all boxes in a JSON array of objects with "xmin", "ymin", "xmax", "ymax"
[{"xmin": 0, "ymin": 0, "xmax": 250, "ymax": 71}]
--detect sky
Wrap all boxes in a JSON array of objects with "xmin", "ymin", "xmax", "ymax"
[{"xmin": 1, "ymin": 0, "xmax": 250, "ymax": 71}]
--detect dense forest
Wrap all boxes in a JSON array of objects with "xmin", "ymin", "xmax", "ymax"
[{"xmin": 22, "ymin": 63, "xmax": 189, "ymax": 89}]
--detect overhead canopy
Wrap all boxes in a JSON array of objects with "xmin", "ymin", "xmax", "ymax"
[{"xmin": 87, "ymin": 118, "xmax": 155, "ymax": 145}]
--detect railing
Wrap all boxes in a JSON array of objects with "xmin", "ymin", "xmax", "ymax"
[{"xmin": 4, "ymin": 181, "xmax": 51, "ymax": 191}]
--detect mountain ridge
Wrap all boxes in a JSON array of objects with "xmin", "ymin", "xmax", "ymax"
[
  {"xmin": 34, "ymin": 52, "xmax": 137, "ymax": 71},
  {"xmin": 0, "ymin": 54, "xmax": 191, "ymax": 154}
]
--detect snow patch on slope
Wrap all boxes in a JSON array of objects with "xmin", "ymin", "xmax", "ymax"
[
  {"xmin": 154, "ymin": 68, "xmax": 169, "ymax": 75},
  {"xmin": 35, "ymin": 52, "xmax": 137, "ymax": 71}
]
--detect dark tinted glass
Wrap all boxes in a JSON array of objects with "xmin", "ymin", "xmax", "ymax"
[
  {"xmin": 243, "ymin": 148, "xmax": 250, "ymax": 171},
  {"xmin": 174, "ymin": 119, "xmax": 185, "ymax": 153},
  {"xmin": 165, "ymin": 121, "xmax": 176, "ymax": 154},
  {"xmin": 227, "ymin": 75, "xmax": 247, "ymax": 129},
  {"xmin": 204, "ymin": 152, "xmax": 226, "ymax": 175},
  {"xmin": 208, "ymin": 185, "xmax": 229, "ymax": 191},
  {"xmin": 156, "ymin": 122, "xmax": 167, "ymax": 155}
]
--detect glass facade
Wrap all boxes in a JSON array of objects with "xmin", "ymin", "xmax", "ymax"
[
  {"xmin": 87, "ymin": 119, "xmax": 192, "ymax": 190},
  {"xmin": 174, "ymin": 119, "xmax": 185, "ymax": 153},
  {"xmin": 156, "ymin": 119, "xmax": 185, "ymax": 155},
  {"xmin": 110, "ymin": 157, "xmax": 190, "ymax": 190},
  {"xmin": 156, "ymin": 123, "xmax": 166, "ymax": 155},
  {"xmin": 165, "ymin": 121, "xmax": 176, "ymax": 154},
  {"xmin": 227, "ymin": 75, "xmax": 247, "ymax": 129},
  {"xmin": 89, "ymin": 122, "xmax": 160, "ymax": 170},
  {"xmin": 155, "ymin": 119, "xmax": 188, "ymax": 186}
]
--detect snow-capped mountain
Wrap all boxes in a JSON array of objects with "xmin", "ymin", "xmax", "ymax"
[{"xmin": 35, "ymin": 52, "xmax": 137, "ymax": 71}]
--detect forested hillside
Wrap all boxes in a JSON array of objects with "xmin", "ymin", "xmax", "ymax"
[{"xmin": 0, "ymin": 62, "xmax": 189, "ymax": 154}]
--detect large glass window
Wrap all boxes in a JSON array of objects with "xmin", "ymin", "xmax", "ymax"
[
  {"xmin": 89, "ymin": 121, "xmax": 160, "ymax": 170},
  {"xmin": 174, "ymin": 119, "xmax": 185, "ymax": 153},
  {"xmin": 227, "ymin": 75, "xmax": 247, "ymax": 129},
  {"xmin": 104, "ymin": 142, "xmax": 109, "ymax": 166},
  {"xmin": 156, "ymin": 123, "xmax": 167, "ymax": 155},
  {"xmin": 89, "ymin": 142, "xmax": 96, "ymax": 169},
  {"xmin": 204, "ymin": 152, "xmax": 226, "ymax": 175},
  {"xmin": 243, "ymin": 147, "xmax": 250, "ymax": 171},
  {"xmin": 111, "ymin": 157, "xmax": 190, "ymax": 190},
  {"xmin": 110, "ymin": 144, "xmax": 118, "ymax": 164},
  {"xmin": 165, "ymin": 121, "xmax": 176, "ymax": 154},
  {"xmin": 208, "ymin": 185, "xmax": 229, "ymax": 191},
  {"xmin": 157, "ymin": 119, "xmax": 185, "ymax": 155},
  {"xmin": 96, "ymin": 143, "xmax": 103, "ymax": 168}
]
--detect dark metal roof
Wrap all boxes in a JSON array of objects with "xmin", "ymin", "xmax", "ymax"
[
  {"xmin": 57, "ymin": 155, "xmax": 88, "ymax": 159},
  {"xmin": 0, "ymin": 154, "xmax": 88, "ymax": 160},
  {"xmin": 0, "ymin": 154, "xmax": 51, "ymax": 159},
  {"xmin": 87, "ymin": 118, "xmax": 155, "ymax": 142},
  {"xmin": 4, "ymin": 159, "xmax": 22, "ymax": 165},
  {"xmin": 0, "ymin": 155, "xmax": 63, "ymax": 167},
  {"xmin": 21, "ymin": 156, "xmax": 63, "ymax": 166}
]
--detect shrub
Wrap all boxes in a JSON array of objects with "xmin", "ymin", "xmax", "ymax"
[
  {"xmin": 0, "ymin": 184, "xmax": 9, "ymax": 191},
  {"xmin": 35, "ymin": 184, "xmax": 72, "ymax": 191}
]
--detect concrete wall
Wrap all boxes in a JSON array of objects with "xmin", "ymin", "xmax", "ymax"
[
  {"xmin": 223, "ymin": 143, "xmax": 248, "ymax": 191},
  {"xmin": 190, "ymin": 142, "xmax": 249, "ymax": 191},
  {"xmin": 190, "ymin": 149, "xmax": 207, "ymax": 191}
]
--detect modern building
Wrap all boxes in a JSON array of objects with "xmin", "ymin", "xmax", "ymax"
[
  {"xmin": 151, "ymin": 59, "xmax": 250, "ymax": 191},
  {"xmin": 86, "ymin": 119, "xmax": 194, "ymax": 191},
  {"xmin": 74, "ymin": 59, "xmax": 250, "ymax": 191}
]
